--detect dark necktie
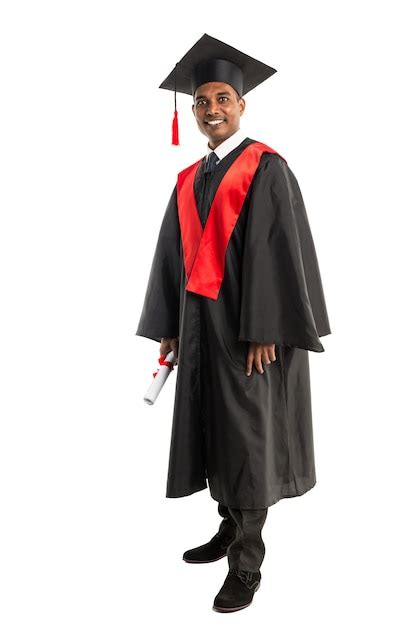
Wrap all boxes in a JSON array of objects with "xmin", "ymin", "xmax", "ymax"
[{"xmin": 205, "ymin": 151, "xmax": 219, "ymax": 173}]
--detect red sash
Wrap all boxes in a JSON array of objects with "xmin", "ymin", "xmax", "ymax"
[{"xmin": 177, "ymin": 141, "xmax": 285, "ymax": 300}]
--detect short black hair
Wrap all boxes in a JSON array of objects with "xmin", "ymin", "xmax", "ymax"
[{"xmin": 233, "ymin": 87, "xmax": 242, "ymax": 101}]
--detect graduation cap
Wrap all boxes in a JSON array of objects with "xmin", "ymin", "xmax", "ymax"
[{"xmin": 159, "ymin": 33, "xmax": 278, "ymax": 145}]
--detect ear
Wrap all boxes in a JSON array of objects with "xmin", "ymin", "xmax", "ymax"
[{"xmin": 239, "ymin": 97, "xmax": 246, "ymax": 114}]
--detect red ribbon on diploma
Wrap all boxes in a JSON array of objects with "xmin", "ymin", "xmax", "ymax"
[{"xmin": 152, "ymin": 354, "xmax": 175, "ymax": 378}]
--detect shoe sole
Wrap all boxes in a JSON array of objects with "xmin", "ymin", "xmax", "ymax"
[
  {"xmin": 183, "ymin": 553, "xmax": 227, "ymax": 563},
  {"xmin": 212, "ymin": 582, "xmax": 261, "ymax": 612}
]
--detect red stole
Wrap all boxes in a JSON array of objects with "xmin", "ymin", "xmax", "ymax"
[{"xmin": 177, "ymin": 141, "xmax": 285, "ymax": 300}]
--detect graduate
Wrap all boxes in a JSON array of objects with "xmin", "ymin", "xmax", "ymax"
[{"xmin": 136, "ymin": 33, "xmax": 331, "ymax": 612}]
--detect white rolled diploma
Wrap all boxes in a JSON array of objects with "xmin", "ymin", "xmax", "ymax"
[{"xmin": 143, "ymin": 349, "xmax": 177, "ymax": 405}]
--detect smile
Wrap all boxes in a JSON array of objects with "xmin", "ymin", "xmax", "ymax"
[{"xmin": 205, "ymin": 119, "xmax": 225, "ymax": 126}]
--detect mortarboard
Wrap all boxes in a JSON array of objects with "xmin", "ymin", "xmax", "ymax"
[{"xmin": 158, "ymin": 33, "xmax": 278, "ymax": 145}]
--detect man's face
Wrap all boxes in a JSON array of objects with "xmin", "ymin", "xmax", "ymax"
[{"xmin": 192, "ymin": 81, "xmax": 245, "ymax": 149}]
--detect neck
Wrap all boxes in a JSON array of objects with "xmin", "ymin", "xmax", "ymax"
[{"xmin": 208, "ymin": 127, "xmax": 240, "ymax": 150}]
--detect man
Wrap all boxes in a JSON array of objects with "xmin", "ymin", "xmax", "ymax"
[{"xmin": 136, "ymin": 33, "xmax": 331, "ymax": 613}]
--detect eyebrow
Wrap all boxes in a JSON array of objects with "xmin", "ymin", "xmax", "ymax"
[{"xmin": 195, "ymin": 91, "xmax": 232, "ymax": 101}]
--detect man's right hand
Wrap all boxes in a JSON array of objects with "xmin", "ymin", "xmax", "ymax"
[{"xmin": 160, "ymin": 337, "xmax": 179, "ymax": 360}]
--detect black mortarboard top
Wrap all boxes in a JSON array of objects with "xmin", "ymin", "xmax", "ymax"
[{"xmin": 159, "ymin": 33, "xmax": 277, "ymax": 145}]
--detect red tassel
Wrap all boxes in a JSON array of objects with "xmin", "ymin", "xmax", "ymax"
[{"xmin": 172, "ymin": 109, "xmax": 179, "ymax": 145}]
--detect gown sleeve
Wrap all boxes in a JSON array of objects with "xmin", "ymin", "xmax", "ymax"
[
  {"xmin": 238, "ymin": 153, "xmax": 331, "ymax": 352},
  {"xmin": 135, "ymin": 184, "xmax": 181, "ymax": 343}
]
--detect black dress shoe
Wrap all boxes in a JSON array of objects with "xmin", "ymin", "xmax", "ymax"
[
  {"xmin": 212, "ymin": 568, "xmax": 261, "ymax": 612},
  {"xmin": 183, "ymin": 530, "xmax": 236, "ymax": 563}
]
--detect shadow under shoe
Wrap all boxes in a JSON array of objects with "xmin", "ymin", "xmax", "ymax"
[{"xmin": 183, "ymin": 528, "xmax": 236, "ymax": 564}]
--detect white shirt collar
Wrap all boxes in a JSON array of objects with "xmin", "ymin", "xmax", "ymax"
[{"xmin": 205, "ymin": 127, "xmax": 247, "ymax": 164}]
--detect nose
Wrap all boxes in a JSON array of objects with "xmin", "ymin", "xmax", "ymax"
[{"xmin": 205, "ymin": 101, "xmax": 220, "ymax": 116}]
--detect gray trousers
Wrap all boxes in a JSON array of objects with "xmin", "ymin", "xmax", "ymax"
[{"xmin": 217, "ymin": 502, "xmax": 268, "ymax": 573}]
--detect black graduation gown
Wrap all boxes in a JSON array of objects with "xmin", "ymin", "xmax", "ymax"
[{"xmin": 136, "ymin": 137, "xmax": 331, "ymax": 509}]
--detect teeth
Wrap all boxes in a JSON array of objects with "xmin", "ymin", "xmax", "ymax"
[{"xmin": 207, "ymin": 120, "xmax": 224, "ymax": 125}]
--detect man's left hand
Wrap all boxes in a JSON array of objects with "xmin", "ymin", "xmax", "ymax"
[{"xmin": 246, "ymin": 342, "xmax": 276, "ymax": 376}]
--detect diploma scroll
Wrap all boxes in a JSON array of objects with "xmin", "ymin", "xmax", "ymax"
[{"xmin": 143, "ymin": 350, "xmax": 177, "ymax": 405}]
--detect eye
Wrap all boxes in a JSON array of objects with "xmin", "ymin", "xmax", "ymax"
[{"xmin": 219, "ymin": 96, "xmax": 228, "ymax": 102}]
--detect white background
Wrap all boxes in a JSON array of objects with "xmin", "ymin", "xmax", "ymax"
[{"xmin": 1, "ymin": 1, "xmax": 416, "ymax": 624}]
